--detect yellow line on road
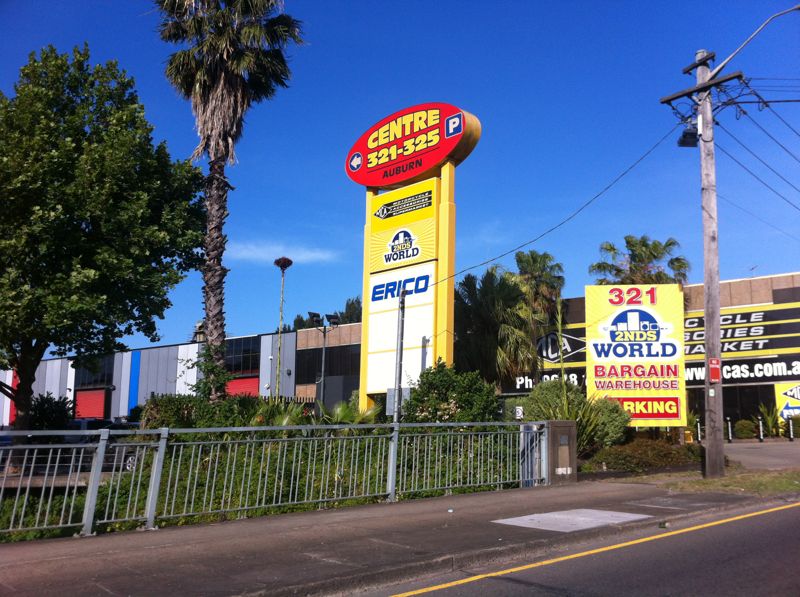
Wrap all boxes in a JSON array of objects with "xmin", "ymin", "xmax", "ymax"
[{"xmin": 392, "ymin": 501, "xmax": 800, "ymax": 596}]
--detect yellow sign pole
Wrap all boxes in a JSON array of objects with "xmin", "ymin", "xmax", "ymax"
[
  {"xmin": 359, "ymin": 187, "xmax": 378, "ymax": 412},
  {"xmin": 434, "ymin": 161, "xmax": 457, "ymax": 365}
]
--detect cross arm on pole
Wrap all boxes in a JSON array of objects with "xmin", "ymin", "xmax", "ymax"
[{"xmin": 659, "ymin": 71, "xmax": 744, "ymax": 105}]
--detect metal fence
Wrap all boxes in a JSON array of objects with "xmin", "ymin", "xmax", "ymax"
[{"xmin": 0, "ymin": 421, "xmax": 549, "ymax": 538}]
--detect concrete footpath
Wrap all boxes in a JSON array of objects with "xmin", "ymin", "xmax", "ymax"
[{"xmin": 0, "ymin": 478, "xmax": 782, "ymax": 597}]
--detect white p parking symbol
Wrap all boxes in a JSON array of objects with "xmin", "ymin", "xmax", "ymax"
[{"xmin": 445, "ymin": 113, "xmax": 463, "ymax": 138}]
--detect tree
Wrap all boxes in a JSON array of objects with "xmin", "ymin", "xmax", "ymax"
[
  {"xmin": 588, "ymin": 235, "xmax": 690, "ymax": 285},
  {"xmin": 156, "ymin": 0, "xmax": 303, "ymax": 401},
  {"xmin": 291, "ymin": 314, "xmax": 310, "ymax": 331},
  {"xmin": 335, "ymin": 296, "xmax": 362, "ymax": 324},
  {"xmin": 512, "ymin": 250, "xmax": 564, "ymax": 380},
  {"xmin": 291, "ymin": 296, "xmax": 361, "ymax": 330},
  {"xmin": 0, "ymin": 46, "xmax": 205, "ymax": 429},
  {"xmin": 454, "ymin": 267, "xmax": 532, "ymax": 386}
]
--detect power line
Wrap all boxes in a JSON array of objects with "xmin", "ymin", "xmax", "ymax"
[
  {"xmin": 432, "ymin": 124, "xmax": 681, "ymax": 286},
  {"xmin": 725, "ymin": 99, "xmax": 800, "ymax": 104},
  {"xmin": 718, "ymin": 194, "xmax": 800, "ymax": 243},
  {"xmin": 717, "ymin": 121, "xmax": 800, "ymax": 195},
  {"xmin": 741, "ymin": 111, "xmax": 800, "ymax": 164},
  {"xmin": 765, "ymin": 107, "xmax": 800, "ymax": 139},
  {"xmin": 716, "ymin": 141, "xmax": 800, "ymax": 213},
  {"xmin": 742, "ymin": 80, "xmax": 800, "ymax": 140}
]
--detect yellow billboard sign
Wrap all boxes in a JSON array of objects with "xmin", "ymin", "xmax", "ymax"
[
  {"xmin": 359, "ymin": 174, "xmax": 454, "ymax": 398},
  {"xmin": 586, "ymin": 284, "xmax": 687, "ymax": 427},
  {"xmin": 349, "ymin": 103, "xmax": 481, "ymax": 409},
  {"xmin": 368, "ymin": 179, "xmax": 438, "ymax": 274}
]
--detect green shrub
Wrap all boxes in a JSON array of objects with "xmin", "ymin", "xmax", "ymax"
[
  {"xmin": 755, "ymin": 403, "xmax": 782, "ymax": 437},
  {"xmin": 734, "ymin": 419, "xmax": 756, "ymax": 439},
  {"xmin": 317, "ymin": 396, "xmax": 381, "ymax": 425},
  {"xmin": 686, "ymin": 410, "xmax": 699, "ymax": 442},
  {"xmin": 792, "ymin": 416, "xmax": 800, "ymax": 437},
  {"xmin": 586, "ymin": 439, "xmax": 699, "ymax": 473},
  {"xmin": 29, "ymin": 393, "xmax": 73, "ymax": 430},
  {"xmin": 140, "ymin": 394, "xmax": 327, "ymax": 429},
  {"xmin": 204, "ymin": 394, "xmax": 262, "ymax": 427},
  {"xmin": 140, "ymin": 394, "xmax": 210, "ymax": 428},
  {"xmin": 403, "ymin": 361, "xmax": 500, "ymax": 423},
  {"xmin": 594, "ymin": 396, "xmax": 631, "ymax": 449},
  {"xmin": 504, "ymin": 381, "xmax": 629, "ymax": 456},
  {"xmin": 128, "ymin": 405, "xmax": 143, "ymax": 422}
]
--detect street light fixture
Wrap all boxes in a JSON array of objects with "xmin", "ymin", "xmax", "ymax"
[
  {"xmin": 274, "ymin": 256, "xmax": 293, "ymax": 398},
  {"xmin": 309, "ymin": 312, "xmax": 339, "ymax": 404}
]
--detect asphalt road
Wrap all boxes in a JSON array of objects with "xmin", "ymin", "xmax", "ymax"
[{"xmin": 383, "ymin": 503, "xmax": 800, "ymax": 597}]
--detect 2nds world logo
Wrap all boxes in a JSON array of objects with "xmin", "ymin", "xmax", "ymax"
[
  {"xmin": 592, "ymin": 309, "xmax": 678, "ymax": 359},
  {"xmin": 384, "ymin": 229, "xmax": 420, "ymax": 264}
]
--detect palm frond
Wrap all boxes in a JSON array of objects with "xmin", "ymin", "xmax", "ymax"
[{"xmin": 156, "ymin": 0, "xmax": 302, "ymax": 163}]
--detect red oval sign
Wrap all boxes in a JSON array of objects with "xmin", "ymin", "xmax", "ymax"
[{"xmin": 345, "ymin": 102, "xmax": 481, "ymax": 189}]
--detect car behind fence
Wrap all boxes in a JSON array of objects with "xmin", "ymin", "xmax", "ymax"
[{"xmin": 0, "ymin": 421, "xmax": 572, "ymax": 539}]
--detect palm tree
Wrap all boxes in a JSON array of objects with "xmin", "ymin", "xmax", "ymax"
[
  {"xmin": 156, "ymin": 0, "xmax": 302, "ymax": 401},
  {"xmin": 512, "ymin": 250, "xmax": 565, "ymax": 380},
  {"xmin": 454, "ymin": 267, "xmax": 532, "ymax": 387},
  {"xmin": 589, "ymin": 235, "xmax": 689, "ymax": 285}
]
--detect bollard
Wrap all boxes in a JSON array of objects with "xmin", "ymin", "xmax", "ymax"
[
  {"xmin": 789, "ymin": 417, "xmax": 795, "ymax": 442},
  {"xmin": 726, "ymin": 417, "xmax": 733, "ymax": 443},
  {"xmin": 696, "ymin": 420, "xmax": 702, "ymax": 444},
  {"xmin": 757, "ymin": 416, "xmax": 764, "ymax": 442}
]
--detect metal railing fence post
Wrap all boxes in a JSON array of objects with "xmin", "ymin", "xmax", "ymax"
[
  {"xmin": 144, "ymin": 428, "xmax": 169, "ymax": 530},
  {"xmin": 696, "ymin": 420, "xmax": 702, "ymax": 443},
  {"xmin": 726, "ymin": 417, "xmax": 733, "ymax": 443},
  {"xmin": 757, "ymin": 416, "xmax": 764, "ymax": 442},
  {"xmin": 518, "ymin": 424, "xmax": 525, "ymax": 488},
  {"xmin": 386, "ymin": 422, "xmax": 399, "ymax": 501},
  {"xmin": 81, "ymin": 429, "xmax": 109, "ymax": 536},
  {"xmin": 541, "ymin": 422, "xmax": 550, "ymax": 486},
  {"xmin": 789, "ymin": 417, "xmax": 794, "ymax": 442},
  {"xmin": 518, "ymin": 423, "xmax": 538, "ymax": 488}
]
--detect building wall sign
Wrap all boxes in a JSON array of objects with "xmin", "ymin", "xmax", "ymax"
[
  {"xmin": 585, "ymin": 285, "xmax": 687, "ymax": 427},
  {"xmin": 774, "ymin": 381, "xmax": 800, "ymax": 420},
  {"xmin": 683, "ymin": 303, "xmax": 800, "ymax": 359},
  {"xmin": 345, "ymin": 102, "xmax": 481, "ymax": 189}
]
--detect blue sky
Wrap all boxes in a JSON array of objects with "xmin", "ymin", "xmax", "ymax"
[{"xmin": 2, "ymin": 1, "xmax": 799, "ymax": 348}]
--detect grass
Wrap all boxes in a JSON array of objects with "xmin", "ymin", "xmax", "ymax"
[{"xmin": 613, "ymin": 467, "xmax": 800, "ymax": 497}]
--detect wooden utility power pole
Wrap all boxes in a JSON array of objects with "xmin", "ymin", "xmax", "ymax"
[
  {"xmin": 661, "ymin": 5, "xmax": 800, "ymax": 479},
  {"xmin": 695, "ymin": 50, "xmax": 725, "ymax": 477},
  {"xmin": 661, "ymin": 52, "xmax": 741, "ymax": 478}
]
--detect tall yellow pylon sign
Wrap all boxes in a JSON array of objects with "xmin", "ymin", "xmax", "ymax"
[{"xmin": 345, "ymin": 103, "xmax": 481, "ymax": 410}]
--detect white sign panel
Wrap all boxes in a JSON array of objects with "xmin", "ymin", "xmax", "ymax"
[{"xmin": 365, "ymin": 261, "xmax": 436, "ymax": 394}]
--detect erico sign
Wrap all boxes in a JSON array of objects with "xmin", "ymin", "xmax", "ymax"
[
  {"xmin": 345, "ymin": 102, "xmax": 481, "ymax": 189},
  {"xmin": 371, "ymin": 274, "xmax": 430, "ymax": 302}
]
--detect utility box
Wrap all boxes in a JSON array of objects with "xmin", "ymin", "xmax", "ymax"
[{"xmin": 546, "ymin": 420, "xmax": 577, "ymax": 485}]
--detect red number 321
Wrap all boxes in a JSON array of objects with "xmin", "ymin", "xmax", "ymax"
[{"xmin": 609, "ymin": 287, "xmax": 657, "ymax": 305}]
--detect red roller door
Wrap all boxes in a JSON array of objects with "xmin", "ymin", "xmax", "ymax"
[
  {"xmin": 75, "ymin": 389, "xmax": 106, "ymax": 419},
  {"xmin": 226, "ymin": 377, "xmax": 260, "ymax": 397}
]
